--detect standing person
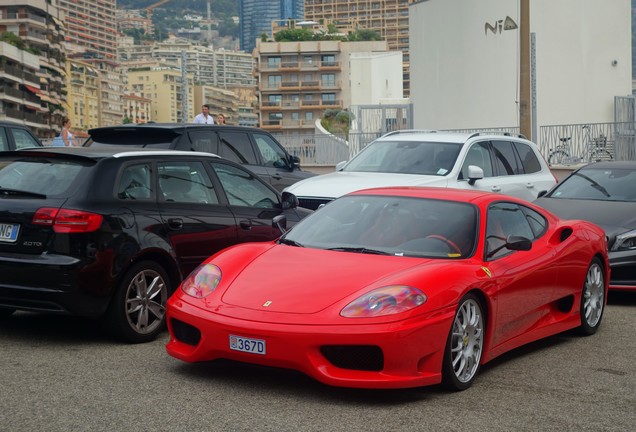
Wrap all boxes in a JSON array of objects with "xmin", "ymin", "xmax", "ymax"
[
  {"xmin": 193, "ymin": 104, "xmax": 215, "ymax": 124},
  {"xmin": 61, "ymin": 117, "xmax": 74, "ymax": 146},
  {"xmin": 216, "ymin": 113, "xmax": 226, "ymax": 125}
]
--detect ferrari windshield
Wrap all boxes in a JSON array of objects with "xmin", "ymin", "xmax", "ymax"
[
  {"xmin": 548, "ymin": 167, "xmax": 636, "ymax": 202},
  {"xmin": 283, "ymin": 194, "xmax": 478, "ymax": 258},
  {"xmin": 342, "ymin": 141, "xmax": 462, "ymax": 175}
]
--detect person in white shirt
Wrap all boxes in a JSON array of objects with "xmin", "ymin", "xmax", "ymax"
[{"xmin": 193, "ymin": 104, "xmax": 215, "ymax": 124}]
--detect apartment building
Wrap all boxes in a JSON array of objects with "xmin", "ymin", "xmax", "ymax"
[
  {"xmin": 127, "ymin": 66, "xmax": 194, "ymax": 123},
  {"xmin": 57, "ymin": 0, "xmax": 117, "ymax": 60},
  {"xmin": 304, "ymin": 0, "xmax": 413, "ymax": 97},
  {"xmin": 66, "ymin": 57, "xmax": 100, "ymax": 132},
  {"xmin": 194, "ymin": 85, "xmax": 239, "ymax": 125},
  {"xmin": 0, "ymin": 0, "xmax": 67, "ymax": 137},
  {"xmin": 239, "ymin": 0, "xmax": 304, "ymax": 53},
  {"xmin": 123, "ymin": 93, "xmax": 152, "ymax": 124},
  {"xmin": 254, "ymin": 39, "xmax": 389, "ymax": 135}
]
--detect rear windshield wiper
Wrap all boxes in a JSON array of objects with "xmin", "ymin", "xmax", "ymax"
[
  {"xmin": 326, "ymin": 247, "xmax": 390, "ymax": 255},
  {"xmin": 0, "ymin": 188, "xmax": 46, "ymax": 199}
]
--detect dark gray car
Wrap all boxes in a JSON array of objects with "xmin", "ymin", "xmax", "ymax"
[
  {"xmin": 534, "ymin": 161, "xmax": 636, "ymax": 291},
  {"xmin": 84, "ymin": 124, "xmax": 315, "ymax": 192},
  {"xmin": 0, "ymin": 121, "xmax": 43, "ymax": 150}
]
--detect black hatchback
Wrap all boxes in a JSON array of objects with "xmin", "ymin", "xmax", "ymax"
[
  {"xmin": 0, "ymin": 147, "xmax": 310, "ymax": 342},
  {"xmin": 84, "ymin": 123, "xmax": 316, "ymax": 191}
]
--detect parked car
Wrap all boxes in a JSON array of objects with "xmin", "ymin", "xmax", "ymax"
[
  {"xmin": 166, "ymin": 186, "xmax": 608, "ymax": 390},
  {"xmin": 284, "ymin": 130, "xmax": 557, "ymax": 209},
  {"xmin": 534, "ymin": 161, "xmax": 636, "ymax": 291},
  {"xmin": 0, "ymin": 121, "xmax": 43, "ymax": 150},
  {"xmin": 84, "ymin": 123, "xmax": 315, "ymax": 191},
  {"xmin": 0, "ymin": 147, "xmax": 310, "ymax": 343}
]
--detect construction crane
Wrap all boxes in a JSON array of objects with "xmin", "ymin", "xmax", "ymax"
[{"xmin": 146, "ymin": 0, "xmax": 171, "ymax": 34}]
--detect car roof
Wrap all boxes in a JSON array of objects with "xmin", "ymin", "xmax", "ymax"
[
  {"xmin": 88, "ymin": 123, "xmax": 265, "ymax": 135},
  {"xmin": 578, "ymin": 161, "xmax": 636, "ymax": 170},
  {"xmin": 375, "ymin": 129, "xmax": 530, "ymax": 144},
  {"xmin": 1, "ymin": 146, "xmax": 221, "ymax": 161},
  {"xmin": 0, "ymin": 120, "xmax": 33, "ymax": 129},
  {"xmin": 349, "ymin": 186, "xmax": 499, "ymax": 203}
]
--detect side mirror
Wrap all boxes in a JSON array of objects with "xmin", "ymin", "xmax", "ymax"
[
  {"xmin": 537, "ymin": 190, "xmax": 548, "ymax": 198},
  {"xmin": 506, "ymin": 235, "xmax": 532, "ymax": 251},
  {"xmin": 272, "ymin": 214, "xmax": 287, "ymax": 234},
  {"xmin": 335, "ymin": 160, "xmax": 348, "ymax": 171},
  {"xmin": 290, "ymin": 155, "xmax": 301, "ymax": 169},
  {"xmin": 467, "ymin": 165, "xmax": 484, "ymax": 185},
  {"xmin": 281, "ymin": 191, "xmax": 299, "ymax": 210}
]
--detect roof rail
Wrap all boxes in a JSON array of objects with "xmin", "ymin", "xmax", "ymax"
[
  {"xmin": 467, "ymin": 131, "xmax": 528, "ymax": 140},
  {"xmin": 381, "ymin": 129, "xmax": 439, "ymax": 138}
]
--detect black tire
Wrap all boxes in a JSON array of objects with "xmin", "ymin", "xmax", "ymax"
[
  {"xmin": 0, "ymin": 308, "xmax": 16, "ymax": 318},
  {"xmin": 579, "ymin": 258, "xmax": 605, "ymax": 336},
  {"xmin": 103, "ymin": 260, "xmax": 171, "ymax": 343},
  {"xmin": 548, "ymin": 150, "xmax": 569, "ymax": 165},
  {"xmin": 442, "ymin": 293, "xmax": 485, "ymax": 391}
]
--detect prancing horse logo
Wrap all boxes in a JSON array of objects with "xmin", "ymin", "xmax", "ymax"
[{"xmin": 263, "ymin": 301, "xmax": 272, "ymax": 307}]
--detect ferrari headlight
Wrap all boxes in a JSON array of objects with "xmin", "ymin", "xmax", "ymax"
[
  {"xmin": 341, "ymin": 286, "xmax": 427, "ymax": 318},
  {"xmin": 611, "ymin": 229, "xmax": 636, "ymax": 252},
  {"xmin": 181, "ymin": 263, "xmax": 221, "ymax": 298}
]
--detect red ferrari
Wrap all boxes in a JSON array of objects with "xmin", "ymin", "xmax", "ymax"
[{"xmin": 166, "ymin": 187, "xmax": 609, "ymax": 390}]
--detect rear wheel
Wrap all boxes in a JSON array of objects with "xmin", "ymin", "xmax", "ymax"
[
  {"xmin": 579, "ymin": 258, "xmax": 605, "ymax": 335},
  {"xmin": 588, "ymin": 150, "xmax": 613, "ymax": 163},
  {"xmin": 442, "ymin": 293, "xmax": 484, "ymax": 391},
  {"xmin": 548, "ymin": 150, "xmax": 569, "ymax": 165},
  {"xmin": 104, "ymin": 261, "xmax": 170, "ymax": 343}
]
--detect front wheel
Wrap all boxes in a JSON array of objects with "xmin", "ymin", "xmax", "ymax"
[
  {"xmin": 103, "ymin": 261, "xmax": 171, "ymax": 343},
  {"xmin": 442, "ymin": 293, "xmax": 485, "ymax": 391},
  {"xmin": 579, "ymin": 258, "xmax": 605, "ymax": 335}
]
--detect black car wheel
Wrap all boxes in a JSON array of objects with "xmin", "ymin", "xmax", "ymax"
[
  {"xmin": 442, "ymin": 293, "xmax": 484, "ymax": 391},
  {"xmin": 104, "ymin": 261, "xmax": 170, "ymax": 343},
  {"xmin": 579, "ymin": 257, "xmax": 605, "ymax": 336}
]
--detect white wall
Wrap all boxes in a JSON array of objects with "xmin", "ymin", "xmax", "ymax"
[
  {"xmin": 350, "ymin": 51, "xmax": 404, "ymax": 106},
  {"xmin": 409, "ymin": 0, "xmax": 632, "ymax": 133}
]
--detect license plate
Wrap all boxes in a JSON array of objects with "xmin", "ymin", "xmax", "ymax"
[
  {"xmin": 229, "ymin": 335, "xmax": 266, "ymax": 355},
  {"xmin": 0, "ymin": 223, "xmax": 19, "ymax": 243}
]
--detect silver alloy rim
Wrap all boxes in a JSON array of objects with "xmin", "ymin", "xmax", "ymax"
[
  {"xmin": 450, "ymin": 298, "xmax": 483, "ymax": 383},
  {"xmin": 125, "ymin": 269, "xmax": 167, "ymax": 335},
  {"xmin": 583, "ymin": 262, "xmax": 604, "ymax": 328}
]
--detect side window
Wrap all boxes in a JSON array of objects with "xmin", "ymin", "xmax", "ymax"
[
  {"xmin": 486, "ymin": 202, "xmax": 535, "ymax": 260},
  {"xmin": 117, "ymin": 164, "xmax": 153, "ymax": 200},
  {"xmin": 492, "ymin": 140, "xmax": 521, "ymax": 175},
  {"xmin": 211, "ymin": 162, "xmax": 279, "ymax": 208},
  {"xmin": 218, "ymin": 131, "xmax": 258, "ymax": 165},
  {"xmin": 0, "ymin": 128, "xmax": 8, "ymax": 151},
  {"xmin": 460, "ymin": 142, "xmax": 493, "ymax": 179},
  {"xmin": 188, "ymin": 130, "xmax": 218, "ymax": 154},
  {"xmin": 253, "ymin": 133, "xmax": 289, "ymax": 168},
  {"xmin": 521, "ymin": 205, "xmax": 548, "ymax": 238},
  {"xmin": 157, "ymin": 161, "xmax": 218, "ymax": 204},
  {"xmin": 11, "ymin": 128, "xmax": 40, "ymax": 149},
  {"xmin": 514, "ymin": 142, "xmax": 542, "ymax": 174}
]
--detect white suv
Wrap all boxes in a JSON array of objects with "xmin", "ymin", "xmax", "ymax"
[{"xmin": 285, "ymin": 130, "xmax": 557, "ymax": 209}]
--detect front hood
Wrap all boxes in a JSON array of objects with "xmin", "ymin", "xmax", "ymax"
[
  {"xmin": 221, "ymin": 246, "xmax": 433, "ymax": 314},
  {"xmin": 535, "ymin": 198, "xmax": 636, "ymax": 237},
  {"xmin": 285, "ymin": 171, "xmax": 448, "ymax": 199}
]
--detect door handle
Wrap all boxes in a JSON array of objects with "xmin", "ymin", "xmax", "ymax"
[
  {"xmin": 272, "ymin": 174, "xmax": 282, "ymax": 180},
  {"xmin": 491, "ymin": 186, "xmax": 502, "ymax": 192},
  {"xmin": 239, "ymin": 220, "xmax": 252, "ymax": 230},
  {"xmin": 168, "ymin": 218, "xmax": 183, "ymax": 229}
]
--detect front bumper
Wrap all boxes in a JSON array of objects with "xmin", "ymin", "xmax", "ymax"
[{"xmin": 166, "ymin": 297, "xmax": 455, "ymax": 389}]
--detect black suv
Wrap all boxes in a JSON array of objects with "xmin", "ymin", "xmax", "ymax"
[
  {"xmin": 85, "ymin": 124, "xmax": 315, "ymax": 191},
  {"xmin": 0, "ymin": 147, "xmax": 310, "ymax": 343},
  {"xmin": 0, "ymin": 120, "xmax": 43, "ymax": 150}
]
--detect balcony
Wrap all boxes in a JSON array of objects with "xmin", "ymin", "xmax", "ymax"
[
  {"xmin": 319, "ymin": 62, "xmax": 340, "ymax": 71},
  {"xmin": 261, "ymin": 120, "xmax": 283, "ymax": 130},
  {"xmin": 260, "ymin": 101, "xmax": 282, "ymax": 110}
]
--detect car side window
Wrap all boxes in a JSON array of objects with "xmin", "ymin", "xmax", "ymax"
[
  {"xmin": 158, "ymin": 161, "xmax": 218, "ymax": 204},
  {"xmin": 252, "ymin": 133, "xmax": 289, "ymax": 168},
  {"xmin": 117, "ymin": 164, "xmax": 153, "ymax": 200},
  {"xmin": 11, "ymin": 128, "xmax": 40, "ymax": 149},
  {"xmin": 492, "ymin": 140, "xmax": 521, "ymax": 175},
  {"xmin": 460, "ymin": 142, "xmax": 493, "ymax": 179},
  {"xmin": 217, "ymin": 131, "xmax": 258, "ymax": 165},
  {"xmin": 514, "ymin": 142, "xmax": 542, "ymax": 174},
  {"xmin": 0, "ymin": 129, "xmax": 8, "ymax": 150},
  {"xmin": 486, "ymin": 202, "xmax": 535, "ymax": 260},
  {"xmin": 188, "ymin": 130, "xmax": 218, "ymax": 154},
  {"xmin": 210, "ymin": 162, "xmax": 278, "ymax": 208}
]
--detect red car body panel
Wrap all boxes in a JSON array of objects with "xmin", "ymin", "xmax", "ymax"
[{"xmin": 166, "ymin": 187, "xmax": 609, "ymax": 389}]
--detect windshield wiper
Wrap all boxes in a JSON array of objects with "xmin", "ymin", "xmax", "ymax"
[
  {"xmin": 0, "ymin": 188, "xmax": 47, "ymax": 199},
  {"xmin": 278, "ymin": 238, "xmax": 304, "ymax": 247},
  {"xmin": 574, "ymin": 173, "xmax": 610, "ymax": 197},
  {"xmin": 326, "ymin": 247, "xmax": 390, "ymax": 255}
]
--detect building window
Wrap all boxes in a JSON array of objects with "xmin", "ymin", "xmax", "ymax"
[
  {"xmin": 291, "ymin": 112, "xmax": 299, "ymax": 120},
  {"xmin": 321, "ymin": 73, "xmax": 336, "ymax": 87},
  {"xmin": 321, "ymin": 55, "xmax": 336, "ymax": 66},
  {"xmin": 267, "ymin": 57, "xmax": 281, "ymax": 67},
  {"xmin": 305, "ymin": 112, "xmax": 313, "ymax": 121},
  {"xmin": 268, "ymin": 75, "xmax": 282, "ymax": 88}
]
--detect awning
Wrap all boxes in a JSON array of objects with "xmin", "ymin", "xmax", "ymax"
[
  {"xmin": 39, "ymin": 95, "xmax": 53, "ymax": 103},
  {"xmin": 24, "ymin": 85, "xmax": 42, "ymax": 94}
]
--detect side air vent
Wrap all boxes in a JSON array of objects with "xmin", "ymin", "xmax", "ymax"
[{"xmin": 560, "ymin": 228, "xmax": 573, "ymax": 242}]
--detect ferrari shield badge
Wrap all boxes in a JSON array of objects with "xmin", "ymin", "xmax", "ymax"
[{"xmin": 481, "ymin": 266, "xmax": 492, "ymax": 278}]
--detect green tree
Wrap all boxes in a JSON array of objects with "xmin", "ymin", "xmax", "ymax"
[{"xmin": 274, "ymin": 28, "xmax": 315, "ymax": 42}]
